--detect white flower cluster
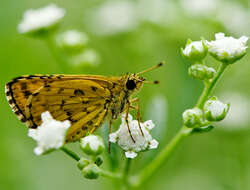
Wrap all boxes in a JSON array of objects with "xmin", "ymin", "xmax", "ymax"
[
  {"xmin": 28, "ymin": 111, "xmax": 70, "ymax": 155},
  {"xmin": 109, "ymin": 114, "xmax": 158, "ymax": 158},
  {"xmin": 206, "ymin": 33, "xmax": 248, "ymax": 64},
  {"xmin": 18, "ymin": 4, "xmax": 65, "ymax": 34}
]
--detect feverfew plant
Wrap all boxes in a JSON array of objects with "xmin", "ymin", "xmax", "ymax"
[{"xmin": 16, "ymin": 6, "xmax": 249, "ymax": 188}]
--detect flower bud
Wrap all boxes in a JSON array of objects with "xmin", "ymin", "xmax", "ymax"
[
  {"xmin": 80, "ymin": 135, "xmax": 105, "ymax": 156},
  {"xmin": 94, "ymin": 156, "xmax": 103, "ymax": 166},
  {"xmin": 188, "ymin": 64, "xmax": 216, "ymax": 80},
  {"xmin": 77, "ymin": 158, "xmax": 90, "ymax": 170},
  {"xmin": 206, "ymin": 33, "xmax": 248, "ymax": 64},
  {"xmin": 181, "ymin": 40, "xmax": 207, "ymax": 62},
  {"xmin": 56, "ymin": 30, "xmax": 88, "ymax": 52},
  {"xmin": 182, "ymin": 108, "xmax": 203, "ymax": 128},
  {"xmin": 204, "ymin": 97, "xmax": 230, "ymax": 121},
  {"xmin": 82, "ymin": 163, "xmax": 100, "ymax": 179}
]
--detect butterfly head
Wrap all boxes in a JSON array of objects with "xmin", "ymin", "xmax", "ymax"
[
  {"xmin": 124, "ymin": 61, "xmax": 165, "ymax": 93},
  {"xmin": 125, "ymin": 74, "xmax": 145, "ymax": 92}
]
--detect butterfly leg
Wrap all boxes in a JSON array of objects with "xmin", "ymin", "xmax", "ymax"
[
  {"xmin": 125, "ymin": 101, "xmax": 136, "ymax": 143},
  {"xmin": 129, "ymin": 98, "xmax": 144, "ymax": 136},
  {"xmin": 108, "ymin": 119, "xmax": 112, "ymax": 153}
]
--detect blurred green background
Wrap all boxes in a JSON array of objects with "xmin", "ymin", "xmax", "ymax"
[{"xmin": 0, "ymin": 0, "xmax": 249, "ymax": 189}]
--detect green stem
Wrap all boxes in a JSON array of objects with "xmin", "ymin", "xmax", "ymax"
[
  {"xmin": 45, "ymin": 34, "xmax": 69, "ymax": 73},
  {"xmin": 60, "ymin": 146, "xmax": 80, "ymax": 161},
  {"xmin": 131, "ymin": 126, "xmax": 192, "ymax": 188},
  {"xmin": 123, "ymin": 158, "xmax": 131, "ymax": 179},
  {"xmin": 131, "ymin": 62, "xmax": 228, "ymax": 188},
  {"xmin": 100, "ymin": 169, "xmax": 121, "ymax": 180},
  {"xmin": 196, "ymin": 63, "xmax": 227, "ymax": 108}
]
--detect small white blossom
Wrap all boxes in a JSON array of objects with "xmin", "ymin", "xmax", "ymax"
[
  {"xmin": 125, "ymin": 151, "xmax": 137, "ymax": 159},
  {"xmin": 182, "ymin": 40, "xmax": 207, "ymax": 61},
  {"xmin": 206, "ymin": 33, "xmax": 248, "ymax": 64},
  {"xmin": 28, "ymin": 111, "xmax": 70, "ymax": 155},
  {"xmin": 56, "ymin": 30, "xmax": 88, "ymax": 51},
  {"xmin": 109, "ymin": 114, "xmax": 158, "ymax": 158},
  {"xmin": 188, "ymin": 64, "xmax": 215, "ymax": 80},
  {"xmin": 204, "ymin": 97, "xmax": 230, "ymax": 122},
  {"xmin": 80, "ymin": 135, "xmax": 105, "ymax": 156},
  {"xmin": 182, "ymin": 108, "xmax": 203, "ymax": 128},
  {"xmin": 18, "ymin": 4, "xmax": 65, "ymax": 34}
]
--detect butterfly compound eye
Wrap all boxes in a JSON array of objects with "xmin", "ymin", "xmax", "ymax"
[{"xmin": 126, "ymin": 80, "xmax": 136, "ymax": 90}]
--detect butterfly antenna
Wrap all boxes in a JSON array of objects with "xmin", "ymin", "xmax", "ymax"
[
  {"xmin": 144, "ymin": 80, "xmax": 160, "ymax": 84},
  {"xmin": 137, "ymin": 61, "xmax": 166, "ymax": 75}
]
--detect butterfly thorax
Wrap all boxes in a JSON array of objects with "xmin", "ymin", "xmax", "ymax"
[{"xmin": 107, "ymin": 74, "xmax": 144, "ymax": 119}]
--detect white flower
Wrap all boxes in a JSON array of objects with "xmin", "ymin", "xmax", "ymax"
[
  {"xmin": 182, "ymin": 40, "xmax": 207, "ymax": 61},
  {"xmin": 109, "ymin": 114, "xmax": 158, "ymax": 158},
  {"xmin": 182, "ymin": 108, "xmax": 203, "ymax": 128},
  {"xmin": 206, "ymin": 33, "xmax": 248, "ymax": 64},
  {"xmin": 18, "ymin": 4, "xmax": 65, "ymax": 34},
  {"xmin": 86, "ymin": 1, "xmax": 138, "ymax": 35},
  {"xmin": 80, "ymin": 135, "xmax": 105, "ymax": 156},
  {"xmin": 28, "ymin": 111, "xmax": 70, "ymax": 155},
  {"xmin": 56, "ymin": 30, "xmax": 88, "ymax": 51},
  {"xmin": 204, "ymin": 97, "xmax": 230, "ymax": 122}
]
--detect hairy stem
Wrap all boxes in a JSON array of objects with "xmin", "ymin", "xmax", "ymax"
[
  {"xmin": 60, "ymin": 146, "xmax": 80, "ymax": 161},
  {"xmin": 131, "ymin": 126, "xmax": 192, "ymax": 188},
  {"xmin": 100, "ymin": 169, "xmax": 121, "ymax": 180},
  {"xmin": 131, "ymin": 62, "xmax": 228, "ymax": 188},
  {"xmin": 196, "ymin": 63, "xmax": 227, "ymax": 108}
]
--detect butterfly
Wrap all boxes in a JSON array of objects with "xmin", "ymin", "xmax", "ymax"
[{"xmin": 5, "ymin": 62, "xmax": 164, "ymax": 143}]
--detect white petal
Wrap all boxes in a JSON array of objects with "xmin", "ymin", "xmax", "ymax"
[
  {"xmin": 34, "ymin": 147, "xmax": 44, "ymax": 155},
  {"xmin": 149, "ymin": 139, "xmax": 159, "ymax": 149},
  {"xmin": 143, "ymin": 120, "xmax": 155, "ymax": 130},
  {"xmin": 28, "ymin": 129, "xmax": 37, "ymax": 139},
  {"xmin": 215, "ymin": 33, "xmax": 225, "ymax": 40},
  {"xmin": 125, "ymin": 151, "xmax": 137, "ymax": 158},
  {"xmin": 239, "ymin": 36, "xmax": 249, "ymax": 44},
  {"xmin": 41, "ymin": 111, "xmax": 53, "ymax": 122}
]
